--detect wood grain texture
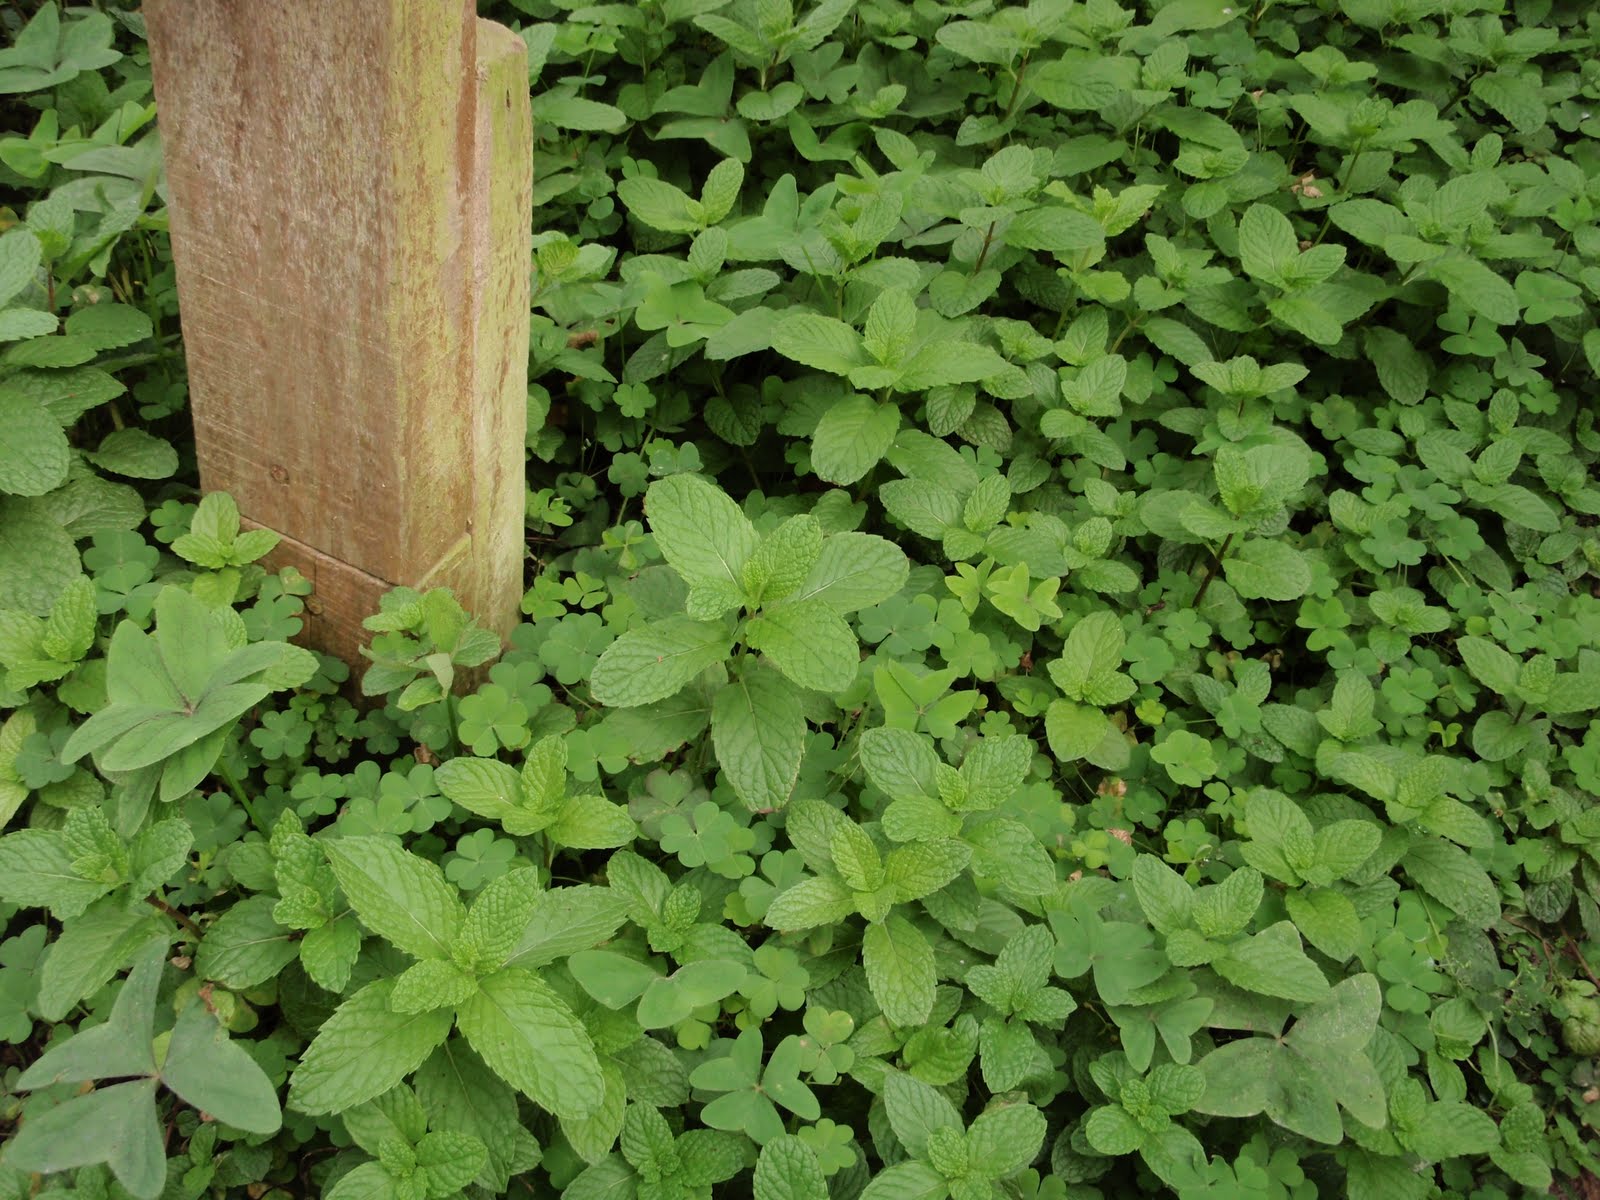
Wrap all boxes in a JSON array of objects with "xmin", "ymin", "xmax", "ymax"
[
  {"xmin": 440, "ymin": 20, "xmax": 532, "ymax": 642},
  {"xmin": 146, "ymin": 0, "xmax": 529, "ymax": 669}
]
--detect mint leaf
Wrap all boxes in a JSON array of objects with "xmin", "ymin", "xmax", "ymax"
[
  {"xmin": 323, "ymin": 836, "xmax": 465, "ymax": 962},
  {"xmin": 1214, "ymin": 922, "xmax": 1331, "ymax": 1003},
  {"xmin": 289, "ymin": 980, "xmax": 454, "ymax": 1115},
  {"xmin": 792, "ymin": 532, "xmax": 909, "ymax": 612},
  {"xmin": 863, "ymin": 914, "xmax": 936, "ymax": 1026},
  {"xmin": 1237, "ymin": 204, "xmax": 1299, "ymax": 286},
  {"xmin": 0, "ymin": 392, "xmax": 69, "ymax": 496},
  {"xmin": 771, "ymin": 312, "xmax": 868, "ymax": 375},
  {"xmin": 1223, "ymin": 538, "xmax": 1311, "ymax": 601},
  {"xmin": 745, "ymin": 598, "xmax": 858, "ymax": 692},
  {"xmin": 811, "ymin": 395, "xmax": 900, "ymax": 485},
  {"xmin": 765, "ymin": 875, "xmax": 856, "ymax": 931},
  {"xmin": 712, "ymin": 662, "xmax": 805, "ymax": 812},
  {"xmin": 754, "ymin": 1134, "xmax": 829, "ymax": 1200},
  {"xmin": 883, "ymin": 1070, "xmax": 961, "ymax": 1159},
  {"xmin": 1403, "ymin": 838, "xmax": 1500, "ymax": 927},
  {"xmin": 455, "ymin": 967, "xmax": 603, "ymax": 1119},
  {"xmin": 590, "ymin": 617, "xmax": 733, "ymax": 707},
  {"xmin": 645, "ymin": 474, "xmax": 758, "ymax": 589}
]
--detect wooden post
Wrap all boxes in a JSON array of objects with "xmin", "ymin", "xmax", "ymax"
[{"xmin": 145, "ymin": 1, "xmax": 530, "ymax": 669}]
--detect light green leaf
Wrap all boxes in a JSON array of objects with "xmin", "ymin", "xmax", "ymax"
[
  {"xmin": 0, "ymin": 497, "xmax": 79, "ymax": 615},
  {"xmin": 1133, "ymin": 855, "xmax": 1194, "ymax": 936},
  {"xmin": 1213, "ymin": 922, "xmax": 1330, "ymax": 1002},
  {"xmin": 893, "ymin": 340, "xmax": 1008, "ymax": 390},
  {"xmin": 1044, "ymin": 700, "xmax": 1110, "ymax": 762},
  {"xmin": 19, "ymin": 936, "xmax": 163, "ymax": 1086},
  {"xmin": 415, "ymin": 1041, "xmax": 530, "ymax": 1193},
  {"xmin": 1004, "ymin": 207, "xmax": 1106, "ymax": 256},
  {"xmin": 455, "ymin": 967, "xmax": 603, "ymax": 1118},
  {"xmin": 503, "ymin": 885, "xmax": 629, "ymax": 969},
  {"xmin": 535, "ymin": 91, "xmax": 626, "ymax": 132},
  {"xmin": 416, "ymin": 1130, "xmax": 491, "ymax": 1195},
  {"xmin": 967, "ymin": 1100, "xmax": 1047, "ymax": 1177},
  {"xmin": 457, "ymin": 876, "xmax": 544, "ymax": 979},
  {"xmin": 1223, "ymin": 538, "xmax": 1311, "ymax": 601},
  {"xmin": 1423, "ymin": 255, "xmax": 1519, "ymax": 324},
  {"xmin": 0, "ymin": 228, "xmax": 43, "ymax": 308},
  {"xmin": 745, "ymin": 598, "xmax": 859, "ymax": 692},
  {"xmin": 391, "ymin": 959, "xmax": 479, "ymax": 1014},
  {"xmin": 1314, "ymin": 820, "xmax": 1381, "ymax": 880},
  {"xmin": 547, "ymin": 794, "xmax": 636, "ymax": 850},
  {"xmin": 64, "ymin": 302, "xmax": 151, "ymax": 349},
  {"xmin": 766, "ymin": 875, "xmax": 856, "ymax": 931},
  {"xmin": 858, "ymin": 1160, "xmax": 948, "ymax": 1200},
  {"xmin": 1085, "ymin": 1104, "xmax": 1146, "ymax": 1154},
  {"xmin": 324, "ymin": 836, "xmax": 465, "ymax": 961},
  {"xmin": 4, "ymin": 1079, "xmax": 163, "ymax": 1199},
  {"xmin": 560, "ymin": 1060, "xmax": 626, "ymax": 1165},
  {"xmin": 0, "ymin": 306, "xmax": 57, "ymax": 341},
  {"xmin": 35, "ymin": 900, "xmax": 166, "ymax": 1021},
  {"xmin": 744, "ymin": 515, "xmax": 823, "ymax": 605},
  {"xmin": 754, "ymin": 1134, "xmax": 829, "ymax": 1200},
  {"xmin": 87, "ymin": 430, "xmax": 178, "ymax": 480},
  {"xmin": 713, "ymin": 661, "xmax": 805, "ymax": 812},
  {"xmin": 771, "ymin": 312, "xmax": 868, "ymax": 375},
  {"xmin": 1284, "ymin": 888, "xmax": 1363, "ymax": 960},
  {"xmin": 616, "ymin": 174, "xmax": 700, "ymax": 231},
  {"xmin": 883, "ymin": 1070, "xmax": 962, "ymax": 1158},
  {"xmin": 884, "ymin": 839, "xmax": 970, "ymax": 901},
  {"xmin": 860, "ymin": 726, "xmax": 939, "ymax": 800},
  {"xmin": 811, "ymin": 395, "xmax": 900, "ymax": 485},
  {"xmin": 0, "ymin": 392, "xmax": 69, "ymax": 496},
  {"xmin": 645, "ymin": 474, "xmax": 759, "ymax": 589},
  {"xmin": 791, "ymin": 532, "xmax": 909, "ymax": 613},
  {"xmin": 832, "ymin": 821, "xmax": 882, "ymax": 892},
  {"xmin": 300, "ymin": 917, "xmax": 361, "ymax": 993},
  {"xmin": 194, "ymin": 893, "xmax": 299, "ymax": 988},
  {"xmin": 863, "ymin": 914, "xmax": 936, "ymax": 1026},
  {"xmin": 567, "ymin": 949, "xmax": 659, "ymax": 1010},
  {"xmin": 323, "ymin": 1162, "xmax": 398, "ymax": 1200},
  {"xmin": 0, "ymin": 827, "xmax": 113, "ymax": 918},
  {"xmin": 880, "ymin": 478, "xmax": 961, "ymax": 539},
  {"xmin": 1193, "ymin": 865, "xmax": 1261, "ymax": 938},
  {"xmin": 1363, "ymin": 328, "xmax": 1429, "ymax": 404},
  {"xmin": 590, "ymin": 616, "xmax": 733, "ymax": 707},
  {"xmin": 159, "ymin": 1001, "xmax": 282, "ymax": 1133},
  {"xmin": 1456, "ymin": 636, "xmax": 1518, "ymax": 697},
  {"xmin": 435, "ymin": 756, "xmax": 522, "ymax": 823},
  {"xmin": 1237, "ymin": 204, "xmax": 1298, "ymax": 285},
  {"xmin": 1403, "ymin": 838, "xmax": 1500, "ymax": 927},
  {"xmin": 637, "ymin": 959, "xmax": 748, "ymax": 1029},
  {"xmin": 289, "ymin": 980, "xmax": 454, "ymax": 1115}
]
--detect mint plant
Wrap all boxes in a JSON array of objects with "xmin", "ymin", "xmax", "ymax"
[
  {"xmin": 288, "ymin": 844, "xmax": 608, "ymax": 1121},
  {"xmin": 5, "ymin": 0, "xmax": 1600, "ymax": 1196},
  {"xmin": 589, "ymin": 473, "xmax": 907, "ymax": 812}
]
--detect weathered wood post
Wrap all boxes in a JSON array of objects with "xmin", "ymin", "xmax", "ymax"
[{"xmin": 145, "ymin": 1, "xmax": 530, "ymax": 668}]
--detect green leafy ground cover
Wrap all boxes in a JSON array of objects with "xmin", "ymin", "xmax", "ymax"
[{"xmin": 3, "ymin": 0, "xmax": 1600, "ymax": 1196}]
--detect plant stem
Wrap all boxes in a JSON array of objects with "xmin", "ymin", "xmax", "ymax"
[
  {"xmin": 146, "ymin": 894, "xmax": 203, "ymax": 940},
  {"xmin": 1193, "ymin": 532, "xmax": 1234, "ymax": 609},
  {"xmin": 216, "ymin": 756, "xmax": 266, "ymax": 834},
  {"xmin": 1310, "ymin": 139, "xmax": 1368, "ymax": 243},
  {"xmin": 1108, "ymin": 315, "xmax": 1143, "ymax": 355},
  {"xmin": 444, "ymin": 694, "xmax": 462, "ymax": 755},
  {"xmin": 973, "ymin": 222, "xmax": 997, "ymax": 274},
  {"xmin": 1001, "ymin": 55, "xmax": 1031, "ymax": 122}
]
